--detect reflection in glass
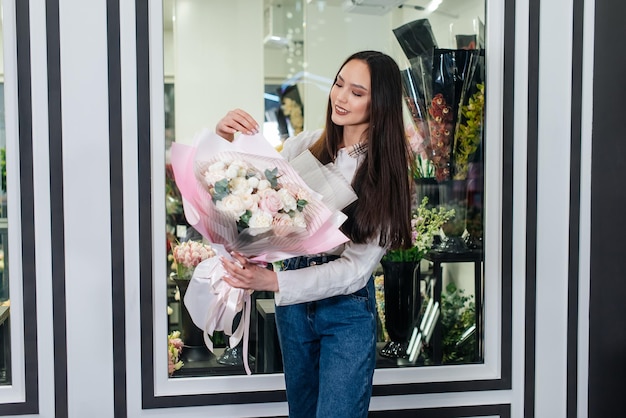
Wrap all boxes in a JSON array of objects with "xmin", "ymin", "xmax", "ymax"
[
  {"xmin": 0, "ymin": 6, "xmax": 11, "ymax": 385},
  {"xmin": 162, "ymin": 0, "xmax": 485, "ymax": 378}
]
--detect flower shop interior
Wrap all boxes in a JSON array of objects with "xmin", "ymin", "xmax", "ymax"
[{"xmin": 0, "ymin": 0, "xmax": 624, "ymax": 417}]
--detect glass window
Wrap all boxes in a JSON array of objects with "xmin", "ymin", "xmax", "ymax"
[
  {"xmin": 162, "ymin": 0, "xmax": 486, "ymax": 379},
  {"xmin": 0, "ymin": 10, "xmax": 10, "ymax": 387}
]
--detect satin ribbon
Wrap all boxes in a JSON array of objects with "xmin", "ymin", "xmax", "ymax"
[{"xmin": 185, "ymin": 256, "xmax": 253, "ymax": 375}]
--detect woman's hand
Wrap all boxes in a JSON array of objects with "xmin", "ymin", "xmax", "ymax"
[
  {"xmin": 215, "ymin": 109, "xmax": 260, "ymax": 142},
  {"xmin": 221, "ymin": 252, "xmax": 279, "ymax": 292}
]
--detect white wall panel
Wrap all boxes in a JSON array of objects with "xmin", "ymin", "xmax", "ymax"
[
  {"xmin": 58, "ymin": 0, "xmax": 114, "ymax": 416},
  {"xmin": 534, "ymin": 0, "xmax": 574, "ymax": 416}
]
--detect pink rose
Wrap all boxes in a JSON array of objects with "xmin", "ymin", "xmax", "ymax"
[
  {"xmin": 259, "ymin": 190, "xmax": 283, "ymax": 215},
  {"xmin": 272, "ymin": 212, "xmax": 294, "ymax": 227}
]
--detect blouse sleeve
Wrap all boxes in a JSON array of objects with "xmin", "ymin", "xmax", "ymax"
[
  {"xmin": 280, "ymin": 129, "xmax": 323, "ymax": 161},
  {"xmin": 273, "ymin": 238, "xmax": 386, "ymax": 306}
]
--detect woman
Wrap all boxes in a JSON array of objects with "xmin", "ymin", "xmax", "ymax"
[{"xmin": 218, "ymin": 50, "xmax": 413, "ymax": 417}]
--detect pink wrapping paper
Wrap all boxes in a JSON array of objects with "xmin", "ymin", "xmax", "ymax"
[{"xmin": 170, "ymin": 129, "xmax": 356, "ymax": 374}]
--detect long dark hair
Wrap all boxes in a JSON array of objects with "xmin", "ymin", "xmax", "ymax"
[{"xmin": 309, "ymin": 50, "xmax": 413, "ymax": 250}]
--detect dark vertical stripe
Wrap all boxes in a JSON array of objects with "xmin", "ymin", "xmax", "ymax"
[
  {"xmin": 567, "ymin": 0, "xmax": 584, "ymax": 416},
  {"xmin": 136, "ymin": 0, "xmax": 155, "ymax": 407},
  {"xmin": 525, "ymin": 0, "xmax": 541, "ymax": 417},
  {"xmin": 107, "ymin": 0, "xmax": 127, "ymax": 416},
  {"xmin": 588, "ymin": 1, "xmax": 626, "ymax": 417},
  {"xmin": 46, "ymin": 0, "xmax": 68, "ymax": 416},
  {"xmin": 500, "ymin": 0, "xmax": 516, "ymax": 390},
  {"xmin": 0, "ymin": 0, "xmax": 40, "ymax": 414}
]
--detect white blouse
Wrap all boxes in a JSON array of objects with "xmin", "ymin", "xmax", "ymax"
[{"xmin": 274, "ymin": 130, "xmax": 386, "ymax": 306}]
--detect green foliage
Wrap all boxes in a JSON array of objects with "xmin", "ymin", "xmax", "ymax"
[
  {"xmin": 0, "ymin": 148, "xmax": 6, "ymax": 192},
  {"xmin": 440, "ymin": 282, "xmax": 476, "ymax": 364},
  {"xmin": 453, "ymin": 83, "xmax": 484, "ymax": 180},
  {"xmin": 212, "ymin": 178, "xmax": 231, "ymax": 201},
  {"xmin": 264, "ymin": 167, "xmax": 279, "ymax": 189},
  {"xmin": 296, "ymin": 199, "xmax": 308, "ymax": 211},
  {"xmin": 382, "ymin": 196, "xmax": 455, "ymax": 262}
]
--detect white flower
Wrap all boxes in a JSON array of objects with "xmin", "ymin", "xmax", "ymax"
[
  {"xmin": 277, "ymin": 189, "xmax": 298, "ymax": 212},
  {"xmin": 296, "ymin": 188, "xmax": 311, "ymax": 202},
  {"xmin": 247, "ymin": 176, "xmax": 260, "ymax": 189},
  {"xmin": 215, "ymin": 194, "xmax": 246, "ymax": 219},
  {"xmin": 291, "ymin": 211, "xmax": 306, "ymax": 228},
  {"xmin": 203, "ymin": 170, "xmax": 225, "ymax": 186},
  {"xmin": 240, "ymin": 194, "xmax": 260, "ymax": 212},
  {"xmin": 283, "ymin": 182, "xmax": 310, "ymax": 205},
  {"xmin": 230, "ymin": 176, "xmax": 252, "ymax": 196},
  {"xmin": 208, "ymin": 160, "xmax": 227, "ymax": 173},
  {"xmin": 226, "ymin": 160, "xmax": 247, "ymax": 179},
  {"xmin": 257, "ymin": 179, "xmax": 271, "ymax": 191},
  {"xmin": 248, "ymin": 210, "xmax": 273, "ymax": 228}
]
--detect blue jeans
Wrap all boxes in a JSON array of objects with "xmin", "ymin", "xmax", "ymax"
[{"xmin": 275, "ymin": 256, "xmax": 377, "ymax": 418}]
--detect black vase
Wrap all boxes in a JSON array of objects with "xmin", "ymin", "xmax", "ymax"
[
  {"xmin": 380, "ymin": 261, "xmax": 421, "ymax": 358},
  {"xmin": 173, "ymin": 277, "xmax": 212, "ymax": 362}
]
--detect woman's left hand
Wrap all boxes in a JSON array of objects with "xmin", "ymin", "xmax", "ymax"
[{"xmin": 221, "ymin": 252, "xmax": 279, "ymax": 292}]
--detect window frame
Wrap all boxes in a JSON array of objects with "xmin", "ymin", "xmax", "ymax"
[{"xmin": 139, "ymin": 0, "xmax": 514, "ymax": 407}]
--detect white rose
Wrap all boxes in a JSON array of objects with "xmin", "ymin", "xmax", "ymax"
[
  {"xmin": 215, "ymin": 194, "xmax": 246, "ymax": 220},
  {"xmin": 240, "ymin": 194, "xmax": 260, "ymax": 212},
  {"xmin": 248, "ymin": 210, "xmax": 273, "ymax": 228}
]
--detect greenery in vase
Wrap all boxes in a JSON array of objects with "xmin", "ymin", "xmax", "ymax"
[
  {"xmin": 440, "ymin": 201, "xmax": 467, "ymax": 238},
  {"xmin": 453, "ymin": 82, "xmax": 485, "ymax": 180},
  {"xmin": 421, "ymin": 282, "xmax": 476, "ymax": 365},
  {"xmin": 382, "ymin": 196, "xmax": 455, "ymax": 262},
  {"xmin": 440, "ymin": 282, "xmax": 476, "ymax": 364}
]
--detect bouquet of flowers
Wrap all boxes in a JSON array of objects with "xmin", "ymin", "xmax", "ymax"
[
  {"xmin": 406, "ymin": 122, "xmax": 435, "ymax": 180},
  {"xmin": 170, "ymin": 129, "xmax": 356, "ymax": 374},
  {"xmin": 395, "ymin": 19, "xmax": 484, "ymax": 182},
  {"xmin": 203, "ymin": 157, "xmax": 309, "ymax": 230},
  {"xmin": 382, "ymin": 196, "xmax": 455, "ymax": 262},
  {"xmin": 452, "ymin": 82, "xmax": 485, "ymax": 180},
  {"xmin": 170, "ymin": 240, "xmax": 216, "ymax": 280},
  {"xmin": 167, "ymin": 331, "xmax": 184, "ymax": 376}
]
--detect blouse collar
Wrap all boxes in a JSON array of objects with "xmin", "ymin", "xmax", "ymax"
[{"xmin": 345, "ymin": 142, "xmax": 367, "ymax": 158}]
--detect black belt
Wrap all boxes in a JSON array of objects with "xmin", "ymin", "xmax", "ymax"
[{"xmin": 281, "ymin": 254, "xmax": 340, "ymax": 270}]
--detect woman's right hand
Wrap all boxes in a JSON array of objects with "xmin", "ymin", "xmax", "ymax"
[{"xmin": 215, "ymin": 109, "xmax": 260, "ymax": 142}]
